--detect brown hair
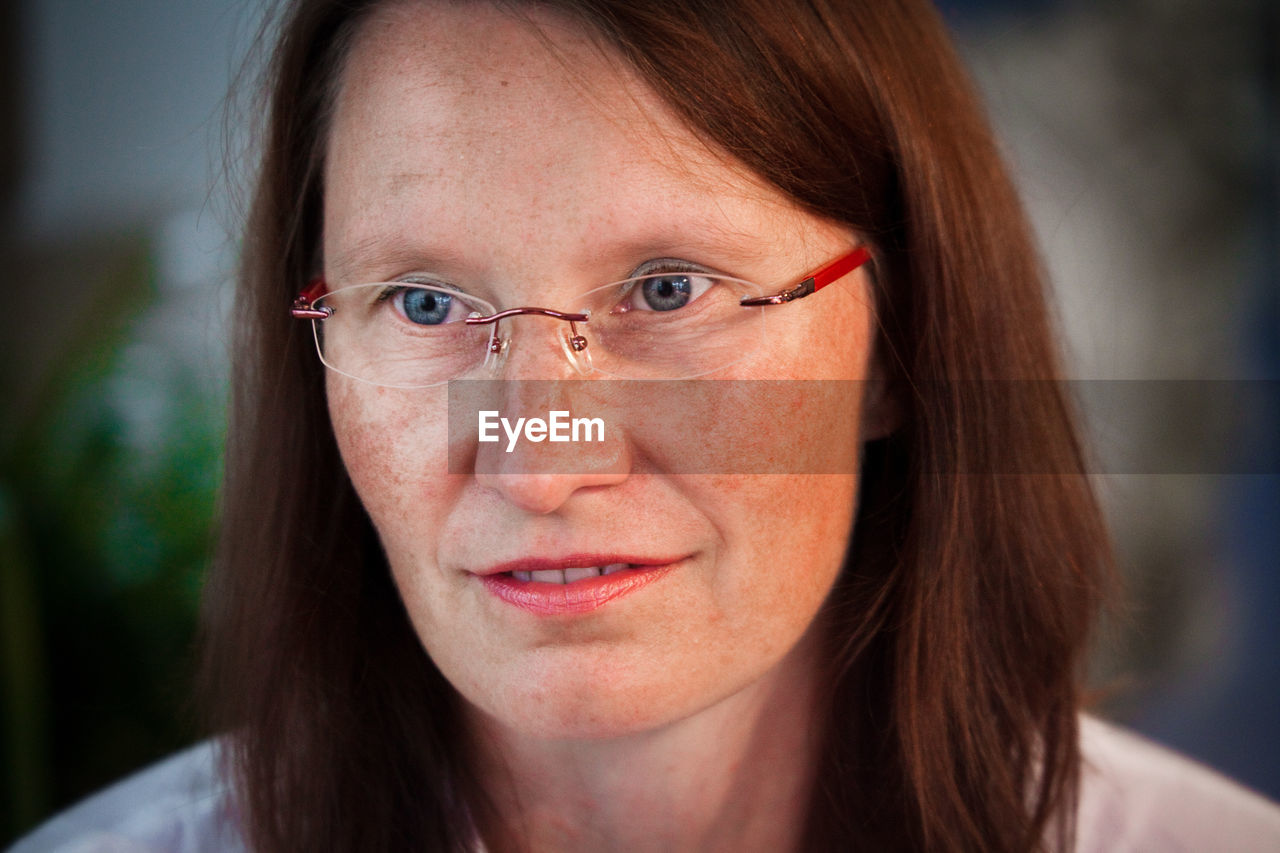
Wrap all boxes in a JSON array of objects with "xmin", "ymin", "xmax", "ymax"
[{"xmin": 200, "ymin": 0, "xmax": 1110, "ymax": 850}]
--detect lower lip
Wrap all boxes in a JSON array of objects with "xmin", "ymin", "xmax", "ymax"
[{"xmin": 477, "ymin": 564, "xmax": 677, "ymax": 616}]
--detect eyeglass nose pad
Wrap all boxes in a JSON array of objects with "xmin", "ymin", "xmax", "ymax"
[
  {"xmin": 560, "ymin": 322, "xmax": 593, "ymax": 376},
  {"xmin": 484, "ymin": 331, "xmax": 511, "ymax": 375}
]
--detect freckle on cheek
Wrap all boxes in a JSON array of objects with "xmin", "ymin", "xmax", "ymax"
[
  {"xmin": 329, "ymin": 383, "xmax": 458, "ymax": 535},
  {"xmin": 330, "ymin": 394, "xmax": 404, "ymax": 493}
]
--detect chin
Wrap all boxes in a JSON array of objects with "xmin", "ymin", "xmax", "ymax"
[
  {"xmin": 470, "ymin": 658, "xmax": 708, "ymax": 742},
  {"xmin": 502, "ymin": 707, "xmax": 665, "ymax": 742}
]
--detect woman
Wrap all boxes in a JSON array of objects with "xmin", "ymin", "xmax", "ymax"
[{"xmin": 14, "ymin": 0, "xmax": 1280, "ymax": 851}]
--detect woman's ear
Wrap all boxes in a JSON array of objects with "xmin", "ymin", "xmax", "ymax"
[{"xmin": 859, "ymin": 341, "xmax": 902, "ymax": 442}]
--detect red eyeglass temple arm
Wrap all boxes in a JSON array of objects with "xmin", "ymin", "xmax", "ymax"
[
  {"xmin": 811, "ymin": 246, "xmax": 871, "ymax": 290},
  {"xmin": 738, "ymin": 246, "xmax": 871, "ymax": 307}
]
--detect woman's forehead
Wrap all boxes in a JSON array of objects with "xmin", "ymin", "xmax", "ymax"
[
  {"xmin": 329, "ymin": 3, "xmax": 722, "ymax": 193},
  {"xmin": 322, "ymin": 2, "xmax": 822, "ymax": 282}
]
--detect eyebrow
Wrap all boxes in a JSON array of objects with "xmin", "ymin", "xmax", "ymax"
[
  {"xmin": 592, "ymin": 230, "xmax": 775, "ymax": 274},
  {"xmin": 328, "ymin": 223, "xmax": 778, "ymax": 284},
  {"xmin": 325, "ymin": 231, "xmax": 467, "ymax": 285}
]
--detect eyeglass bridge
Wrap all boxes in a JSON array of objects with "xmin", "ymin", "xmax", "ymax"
[{"xmin": 465, "ymin": 306, "xmax": 590, "ymax": 354}]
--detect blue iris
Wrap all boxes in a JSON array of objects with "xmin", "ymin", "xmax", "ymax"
[
  {"xmin": 641, "ymin": 275, "xmax": 693, "ymax": 311},
  {"xmin": 402, "ymin": 288, "xmax": 453, "ymax": 325}
]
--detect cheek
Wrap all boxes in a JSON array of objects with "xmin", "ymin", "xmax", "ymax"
[
  {"xmin": 702, "ymin": 473, "xmax": 858, "ymax": 628},
  {"xmin": 674, "ymin": 378, "xmax": 867, "ymax": 655},
  {"xmin": 326, "ymin": 378, "xmax": 456, "ymax": 556}
]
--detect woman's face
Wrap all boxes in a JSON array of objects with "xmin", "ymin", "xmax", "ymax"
[{"xmin": 324, "ymin": 3, "xmax": 884, "ymax": 739}]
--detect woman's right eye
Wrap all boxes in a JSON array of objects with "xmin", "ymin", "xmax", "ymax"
[{"xmin": 386, "ymin": 286, "xmax": 469, "ymax": 326}]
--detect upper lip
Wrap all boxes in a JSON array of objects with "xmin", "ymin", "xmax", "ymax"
[{"xmin": 472, "ymin": 553, "xmax": 688, "ymax": 576}]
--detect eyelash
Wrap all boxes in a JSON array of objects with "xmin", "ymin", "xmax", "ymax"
[
  {"xmin": 628, "ymin": 258, "xmax": 715, "ymax": 279},
  {"xmin": 371, "ymin": 260, "xmax": 718, "ymax": 298},
  {"xmin": 374, "ymin": 278, "xmax": 456, "ymax": 302}
]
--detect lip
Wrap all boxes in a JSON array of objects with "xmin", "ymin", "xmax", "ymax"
[{"xmin": 473, "ymin": 553, "xmax": 684, "ymax": 616}]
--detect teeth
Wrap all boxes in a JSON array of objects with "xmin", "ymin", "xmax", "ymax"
[{"xmin": 510, "ymin": 565, "xmax": 630, "ymax": 583}]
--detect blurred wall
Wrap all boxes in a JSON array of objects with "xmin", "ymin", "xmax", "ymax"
[
  {"xmin": 2, "ymin": 0, "xmax": 253, "ymax": 841},
  {"xmin": 948, "ymin": 0, "xmax": 1279, "ymax": 801},
  {"xmin": 2, "ymin": 0, "xmax": 1276, "ymax": 842}
]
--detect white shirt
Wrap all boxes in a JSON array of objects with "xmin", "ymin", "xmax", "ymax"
[
  {"xmin": 8, "ymin": 741, "xmax": 243, "ymax": 853},
  {"xmin": 11, "ymin": 716, "xmax": 1280, "ymax": 852}
]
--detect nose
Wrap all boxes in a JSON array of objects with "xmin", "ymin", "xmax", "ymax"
[
  {"xmin": 477, "ymin": 466, "xmax": 630, "ymax": 515},
  {"xmin": 470, "ymin": 377, "xmax": 631, "ymax": 514},
  {"xmin": 455, "ymin": 312, "xmax": 628, "ymax": 514}
]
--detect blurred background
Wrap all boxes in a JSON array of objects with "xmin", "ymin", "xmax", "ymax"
[{"xmin": 1, "ymin": 0, "xmax": 1276, "ymax": 843}]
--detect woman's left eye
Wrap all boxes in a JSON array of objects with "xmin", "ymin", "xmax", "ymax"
[{"xmin": 620, "ymin": 265, "xmax": 719, "ymax": 312}]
